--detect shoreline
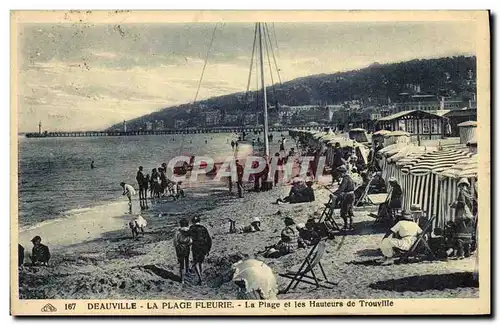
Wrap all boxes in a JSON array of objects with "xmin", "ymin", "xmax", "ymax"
[{"xmin": 18, "ymin": 178, "xmax": 478, "ymax": 300}]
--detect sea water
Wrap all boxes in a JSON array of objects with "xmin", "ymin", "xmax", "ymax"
[{"xmin": 17, "ymin": 132, "xmax": 288, "ymax": 229}]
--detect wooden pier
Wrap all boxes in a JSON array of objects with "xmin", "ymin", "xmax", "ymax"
[{"xmin": 24, "ymin": 125, "xmax": 325, "ymax": 138}]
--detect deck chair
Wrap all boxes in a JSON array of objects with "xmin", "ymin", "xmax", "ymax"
[
  {"xmin": 318, "ymin": 195, "xmax": 341, "ymax": 232},
  {"xmin": 279, "ymin": 240, "xmax": 337, "ymax": 294},
  {"xmin": 398, "ymin": 215, "xmax": 437, "ymax": 262}
]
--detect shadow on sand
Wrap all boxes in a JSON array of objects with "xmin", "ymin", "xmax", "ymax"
[
  {"xmin": 142, "ymin": 265, "xmax": 181, "ymax": 282},
  {"xmin": 369, "ymin": 272, "xmax": 479, "ymax": 292}
]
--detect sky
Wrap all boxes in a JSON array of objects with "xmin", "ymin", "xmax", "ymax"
[{"xmin": 16, "ymin": 21, "xmax": 477, "ymax": 132}]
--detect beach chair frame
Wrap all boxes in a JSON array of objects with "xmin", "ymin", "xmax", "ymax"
[
  {"xmin": 318, "ymin": 195, "xmax": 341, "ymax": 231},
  {"xmin": 398, "ymin": 215, "xmax": 437, "ymax": 262},
  {"xmin": 279, "ymin": 240, "xmax": 337, "ymax": 294}
]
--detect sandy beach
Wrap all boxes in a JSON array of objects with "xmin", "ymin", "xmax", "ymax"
[{"xmin": 18, "ymin": 177, "xmax": 478, "ymax": 300}]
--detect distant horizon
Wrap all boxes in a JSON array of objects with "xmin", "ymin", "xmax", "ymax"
[{"xmin": 17, "ymin": 21, "xmax": 477, "ymax": 132}]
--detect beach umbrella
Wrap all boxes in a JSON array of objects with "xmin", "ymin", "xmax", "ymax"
[{"xmin": 232, "ymin": 259, "xmax": 278, "ymax": 300}]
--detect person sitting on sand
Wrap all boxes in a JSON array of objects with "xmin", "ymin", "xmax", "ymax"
[
  {"xmin": 228, "ymin": 217, "xmax": 262, "ymax": 234},
  {"xmin": 278, "ymin": 181, "xmax": 316, "ymax": 204},
  {"xmin": 189, "ymin": 215, "xmax": 212, "ymax": 285},
  {"xmin": 275, "ymin": 177, "xmax": 306, "ymax": 204},
  {"xmin": 296, "ymin": 222, "xmax": 321, "ymax": 248},
  {"xmin": 263, "ymin": 217, "xmax": 299, "ymax": 258},
  {"xmin": 120, "ymin": 182, "xmax": 136, "ymax": 209},
  {"xmin": 129, "ymin": 215, "xmax": 147, "ymax": 239},
  {"xmin": 174, "ymin": 218, "xmax": 192, "ymax": 284},
  {"xmin": 30, "ymin": 236, "xmax": 50, "ymax": 266},
  {"xmin": 379, "ymin": 212, "xmax": 423, "ymax": 265}
]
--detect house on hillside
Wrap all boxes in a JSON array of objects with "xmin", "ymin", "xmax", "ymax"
[{"xmin": 204, "ymin": 110, "xmax": 221, "ymax": 126}]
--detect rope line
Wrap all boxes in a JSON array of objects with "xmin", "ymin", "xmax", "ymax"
[
  {"xmin": 266, "ymin": 23, "xmax": 282, "ymax": 84},
  {"xmin": 193, "ymin": 23, "xmax": 218, "ymax": 104}
]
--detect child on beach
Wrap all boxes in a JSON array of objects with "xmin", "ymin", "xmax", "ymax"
[
  {"xmin": 189, "ymin": 215, "xmax": 212, "ymax": 285},
  {"xmin": 174, "ymin": 219, "xmax": 192, "ymax": 283},
  {"xmin": 263, "ymin": 217, "xmax": 299, "ymax": 258},
  {"xmin": 120, "ymin": 182, "xmax": 136, "ymax": 210}
]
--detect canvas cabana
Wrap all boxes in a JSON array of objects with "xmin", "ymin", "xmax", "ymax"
[
  {"xmin": 372, "ymin": 130, "xmax": 391, "ymax": 147},
  {"xmin": 382, "ymin": 130, "xmax": 411, "ymax": 147},
  {"xmin": 457, "ymin": 121, "xmax": 477, "ymax": 145},
  {"xmin": 376, "ymin": 110, "xmax": 447, "ymax": 143},
  {"xmin": 435, "ymin": 156, "xmax": 478, "ymax": 228},
  {"xmin": 348, "ymin": 128, "xmax": 369, "ymax": 143}
]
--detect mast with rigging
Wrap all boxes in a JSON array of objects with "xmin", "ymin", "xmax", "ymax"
[{"xmin": 257, "ymin": 22, "xmax": 270, "ymax": 158}]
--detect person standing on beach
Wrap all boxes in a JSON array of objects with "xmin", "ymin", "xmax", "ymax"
[
  {"xmin": 90, "ymin": 160, "xmax": 95, "ymax": 169},
  {"xmin": 120, "ymin": 182, "xmax": 136, "ymax": 211},
  {"xmin": 189, "ymin": 216, "xmax": 212, "ymax": 285},
  {"xmin": 236, "ymin": 160, "xmax": 244, "ymax": 198},
  {"xmin": 331, "ymin": 142, "xmax": 345, "ymax": 184},
  {"xmin": 136, "ymin": 166, "xmax": 145, "ymax": 200},
  {"xmin": 174, "ymin": 218, "xmax": 192, "ymax": 284},
  {"xmin": 332, "ymin": 166, "xmax": 356, "ymax": 231},
  {"xmin": 150, "ymin": 168, "xmax": 159, "ymax": 199}
]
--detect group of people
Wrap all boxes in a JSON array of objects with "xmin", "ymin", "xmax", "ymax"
[
  {"xmin": 378, "ymin": 177, "xmax": 477, "ymax": 265},
  {"xmin": 119, "ymin": 165, "xmax": 186, "ymax": 212},
  {"xmin": 275, "ymin": 176, "xmax": 315, "ymax": 204},
  {"xmin": 262, "ymin": 216, "xmax": 322, "ymax": 258}
]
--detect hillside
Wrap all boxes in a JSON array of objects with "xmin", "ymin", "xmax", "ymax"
[{"xmin": 109, "ymin": 55, "xmax": 476, "ymax": 130}]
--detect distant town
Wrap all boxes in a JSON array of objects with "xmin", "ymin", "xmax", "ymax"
[{"xmin": 118, "ymin": 80, "xmax": 476, "ymax": 134}]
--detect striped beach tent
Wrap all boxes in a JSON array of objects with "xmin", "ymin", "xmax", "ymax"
[
  {"xmin": 398, "ymin": 148, "xmax": 473, "ymax": 228},
  {"xmin": 435, "ymin": 155, "xmax": 478, "ymax": 228}
]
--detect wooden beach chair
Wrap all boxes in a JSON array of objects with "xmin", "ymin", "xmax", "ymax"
[
  {"xmin": 279, "ymin": 240, "xmax": 337, "ymax": 294},
  {"xmin": 318, "ymin": 195, "xmax": 341, "ymax": 232},
  {"xmin": 398, "ymin": 215, "xmax": 437, "ymax": 262}
]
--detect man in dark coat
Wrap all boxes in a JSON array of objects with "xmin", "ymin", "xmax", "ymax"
[
  {"xmin": 331, "ymin": 142, "xmax": 345, "ymax": 184},
  {"xmin": 136, "ymin": 166, "xmax": 145, "ymax": 200},
  {"xmin": 236, "ymin": 160, "xmax": 244, "ymax": 198},
  {"xmin": 189, "ymin": 216, "xmax": 212, "ymax": 285},
  {"xmin": 30, "ymin": 236, "xmax": 50, "ymax": 266}
]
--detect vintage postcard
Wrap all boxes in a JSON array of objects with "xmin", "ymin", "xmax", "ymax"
[{"xmin": 10, "ymin": 10, "xmax": 490, "ymax": 316}]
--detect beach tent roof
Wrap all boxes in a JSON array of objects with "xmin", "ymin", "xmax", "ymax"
[
  {"xmin": 383, "ymin": 130, "xmax": 411, "ymax": 138},
  {"xmin": 389, "ymin": 146, "xmax": 438, "ymax": 164},
  {"xmin": 349, "ymin": 128, "xmax": 367, "ymax": 132},
  {"xmin": 457, "ymin": 121, "xmax": 477, "ymax": 127},
  {"xmin": 438, "ymin": 155, "xmax": 478, "ymax": 179},
  {"xmin": 399, "ymin": 148, "xmax": 473, "ymax": 175},
  {"xmin": 325, "ymin": 137, "xmax": 359, "ymax": 148},
  {"xmin": 307, "ymin": 121, "xmax": 320, "ymax": 126},
  {"xmin": 373, "ymin": 130, "xmax": 391, "ymax": 136},
  {"xmin": 377, "ymin": 110, "xmax": 446, "ymax": 123}
]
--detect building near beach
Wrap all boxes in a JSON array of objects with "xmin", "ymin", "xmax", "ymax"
[{"xmin": 376, "ymin": 110, "xmax": 447, "ymax": 143}]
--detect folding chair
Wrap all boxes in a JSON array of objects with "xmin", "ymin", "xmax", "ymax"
[
  {"xmin": 279, "ymin": 240, "xmax": 337, "ymax": 294},
  {"xmin": 318, "ymin": 195, "xmax": 341, "ymax": 232},
  {"xmin": 398, "ymin": 215, "xmax": 437, "ymax": 262}
]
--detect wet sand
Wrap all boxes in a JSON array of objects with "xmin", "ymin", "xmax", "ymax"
[{"xmin": 18, "ymin": 177, "xmax": 478, "ymax": 300}]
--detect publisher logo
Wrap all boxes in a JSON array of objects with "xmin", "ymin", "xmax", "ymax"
[{"xmin": 41, "ymin": 303, "xmax": 57, "ymax": 312}]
